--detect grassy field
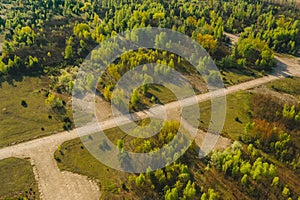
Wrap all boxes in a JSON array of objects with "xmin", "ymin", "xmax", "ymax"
[
  {"xmin": 219, "ymin": 65, "xmax": 263, "ymax": 87},
  {"xmin": 221, "ymin": 70, "xmax": 258, "ymax": 86},
  {"xmin": 147, "ymin": 84, "xmax": 178, "ymax": 104},
  {"xmin": 0, "ymin": 34, "xmax": 3, "ymax": 52},
  {"xmin": 184, "ymin": 91, "xmax": 252, "ymax": 140},
  {"xmin": 0, "ymin": 34, "xmax": 4, "ymax": 43},
  {"xmin": 268, "ymin": 77, "xmax": 300, "ymax": 96},
  {"xmin": 216, "ymin": 91, "xmax": 252, "ymax": 140},
  {"xmin": 0, "ymin": 157, "xmax": 39, "ymax": 200},
  {"xmin": 0, "ymin": 75, "xmax": 64, "ymax": 147}
]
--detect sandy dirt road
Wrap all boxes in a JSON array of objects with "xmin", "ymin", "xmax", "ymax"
[{"xmin": 0, "ymin": 33, "xmax": 299, "ymax": 200}]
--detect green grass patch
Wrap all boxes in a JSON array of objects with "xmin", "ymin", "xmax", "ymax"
[
  {"xmin": 147, "ymin": 84, "xmax": 177, "ymax": 104},
  {"xmin": 0, "ymin": 34, "xmax": 4, "ymax": 43},
  {"xmin": 0, "ymin": 75, "xmax": 64, "ymax": 147},
  {"xmin": 268, "ymin": 77, "xmax": 300, "ymax": 96},
  {"xmin": 221, "ymin": 69, "xmax": 260, "ymax": 87},
  {"xmin": 185, "ymin": 91, "xmax": 252, "ymax": 140},
  {"xmin": 0, "ymin": 157, "xmax": 39, "ymax": 199},
  {"xmin": 222, "ymin": 92, "xmax": 252, "ymax": 139}
]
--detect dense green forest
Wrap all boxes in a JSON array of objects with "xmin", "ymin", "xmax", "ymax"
[
  {"xmin": 0, "ymin": 0, "xmax": 299, "ymax": 199},
  {"xmin": 1, "ymin": 0, "xmax": 299, "ymax": 114}
]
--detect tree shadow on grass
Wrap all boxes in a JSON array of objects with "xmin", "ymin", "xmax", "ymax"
[{"xmin": 0, "ymin": 71, "xmax": 45, "ymax": 88}]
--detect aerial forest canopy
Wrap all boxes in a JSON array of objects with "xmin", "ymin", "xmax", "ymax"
[
  {"xmin": 0, "ymin": 0, "xmax": 299, "ymax": 77},
  {"xmin": 0, "ymin": 0, "xmax": 299, "ymax": 200}
]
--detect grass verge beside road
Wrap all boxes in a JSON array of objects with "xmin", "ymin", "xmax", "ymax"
[
  {"xmin": 0, "ymin": 75, "xmax": 64, "ymax": 147},
  {"xmin": 268, "ymin": 77, "xmax": 300, "ymax": 96},
  {"xmin": 0, "ymin": 157, "xmax": 39, "ymax": 200}
]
